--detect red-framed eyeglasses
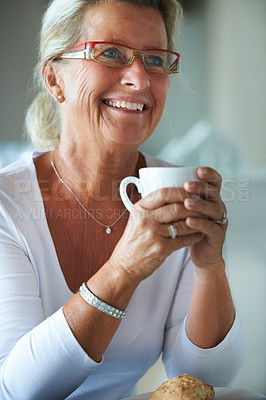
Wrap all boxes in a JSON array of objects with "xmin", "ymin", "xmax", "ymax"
[{"xmin": 58, "ymin": 41, "xmax": 180, "ymax": 74}]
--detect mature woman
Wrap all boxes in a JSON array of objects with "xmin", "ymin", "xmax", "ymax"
[{"xmin": 0, "ymin": 0, "xmax": 245, "ymax": 399}]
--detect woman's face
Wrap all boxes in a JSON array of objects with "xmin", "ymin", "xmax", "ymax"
[{"xmin": 58, "ymin": 1, "xmax": 170, "ymax": 148}]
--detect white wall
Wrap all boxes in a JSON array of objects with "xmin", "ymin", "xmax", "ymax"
[
  {"xmin": 207, "ymin": 0, "xmax": 266, "ymax": 170},
  {"xmin": 0, "ymin": 0, "xmax": 47, "ymax": 142}
]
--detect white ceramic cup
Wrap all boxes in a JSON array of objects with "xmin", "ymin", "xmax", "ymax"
[{"xmin": 120, "ymin": 166, "xmax": 199, "ymax": 212}]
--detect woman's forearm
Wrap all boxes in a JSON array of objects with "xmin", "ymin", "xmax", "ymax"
[
  {"xmin": 63, "ymin": 260, "xmax": 140, "ymax": 362},
  {"xmin": 185, "ymin": 261, "xmax": 235, "ymax": 349}
]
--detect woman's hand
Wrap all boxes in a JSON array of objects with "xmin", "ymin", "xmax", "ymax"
[
  {"xmin": 183, "ymin": 167, "xmax": 228, "ymax": 271},
  {"xmin": 181, "ymin": 168, "xmax": 235, "ymax": 349},
  {"xmin": 109, "ymin": 187, "xmax": 204, "ymax": 283}
]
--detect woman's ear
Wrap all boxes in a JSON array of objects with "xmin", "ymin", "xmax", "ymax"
[{"xmin": 42, "ymin": 61, "xmax": 65, "ymax": 103}]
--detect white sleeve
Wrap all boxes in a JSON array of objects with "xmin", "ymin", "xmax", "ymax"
[
  {"xmin": 162, "ymin": 259, "xmax": 246, "ymax": 387},
  {"xmin": 0, "ymin": 210, "xmax": 100, "ymax": 400}
]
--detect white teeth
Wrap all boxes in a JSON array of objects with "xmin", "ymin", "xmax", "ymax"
[{"xmin": 104, "ymin": 100, "xmax": 145, "ymax": 111}]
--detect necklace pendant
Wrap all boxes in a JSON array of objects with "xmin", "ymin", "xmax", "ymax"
[{"xmin": 106, "ymin": 227, "xmax": 111, "ymax": 234}]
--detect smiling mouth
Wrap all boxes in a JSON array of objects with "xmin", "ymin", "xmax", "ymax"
[{"xmin": 103, "ymin": 100, "xmax": 146, "ymax": 112}]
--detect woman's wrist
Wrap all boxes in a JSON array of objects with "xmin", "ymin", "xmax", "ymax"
[
  {"xmin": 193, "ymin": 259, "xmax": 226, "ymax": 280},
  {"xmin": 86, "ymin": 259, "xmax": 140, "ymax": 313}
]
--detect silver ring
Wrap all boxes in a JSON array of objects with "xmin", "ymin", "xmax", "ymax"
[
  {"xmin": 168, "ymin": 224, "xmax": 178, "ymax": 239},
  {"xmin": 214, "ymin": 209, "xmax": 228, "ymax": 225}
]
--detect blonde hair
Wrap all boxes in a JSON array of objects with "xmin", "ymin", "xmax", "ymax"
[{"xmin": 25, "ymin": 0, "xmax": 183, "ymax": 150}]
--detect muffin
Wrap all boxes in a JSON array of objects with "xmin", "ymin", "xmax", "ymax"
[{"xmin": 149, "ymin": 373, "xmax": 215, "ymax": 399}]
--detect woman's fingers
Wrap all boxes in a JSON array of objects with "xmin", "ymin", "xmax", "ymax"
[
  {"xmin": 183, "ymin": 167, "xmax": 222, "ymax": 200},
  {"xmin": 167, "ymin": 232, "xmax": 204, "ymax": 253},
  {"xmin": 182, "ymin": 167, "xmax": 227, "ymax": 226},
  {"xmin": 196, "ymin": 167, "xmax": 222, "ymax": 191},
  {"xmin": 184, "ymin": 197, "xmax": 227, "ymax": 223},
  {"xmin": 184, "ymin": 180, "xmax": 219, "ymax": 201},
  {"xmin": 151, "ymin": 202, "xmax": 201, "ymax": 224},
  {"xmin": 139, "ymin": 187, "xmax": 187, "ymax": 210},
  {"xmin": 186, "ymin": 216, "xmax": 226, "ymax": 240},
  {"xmin": 160, "ymin": 220, "xmax": 200, "ymax": 238},
  {"xmin": 136, "ymin": 187, "xmax": 202, "ymax": 226}
]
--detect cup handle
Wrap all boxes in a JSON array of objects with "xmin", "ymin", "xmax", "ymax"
[{"xmin": 120, "ymin": 176, "xmax": 141, "ymax": 212}]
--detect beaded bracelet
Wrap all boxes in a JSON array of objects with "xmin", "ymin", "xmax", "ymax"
[{"xmin": 79, "ymin": 283, "xmax": 126, "ymax": 320}]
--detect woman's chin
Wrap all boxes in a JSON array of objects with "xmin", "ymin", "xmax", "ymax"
[
  {"xmin": 101, "ymin": 124, "xmax": 151, "ymax": 147},
  {"xmin": 103, "ymin": 133, "xmax": 147, "ymax": 147}
]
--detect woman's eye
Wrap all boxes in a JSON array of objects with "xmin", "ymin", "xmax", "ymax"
[
  {"xmin": 146, "ymin": 55, "xmax": 164, "ymax": 67},
  {"xmin": 102, "ymin": 48, "xmax": 122, "ymax": 59}
]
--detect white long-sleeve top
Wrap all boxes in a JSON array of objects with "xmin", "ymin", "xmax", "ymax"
[{"xmin": 0, "ymin": 152, "xmax": 245, "ymax": 400}]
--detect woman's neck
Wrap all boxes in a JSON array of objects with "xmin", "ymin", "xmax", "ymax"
[{"xmin": 51, "ymin": 143, "xmax": 144, "ymax": 204}]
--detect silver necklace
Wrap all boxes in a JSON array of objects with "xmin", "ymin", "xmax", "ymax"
[{"xmin": 50, "ymin": 151, "xmax": 131, "ymax": 234}]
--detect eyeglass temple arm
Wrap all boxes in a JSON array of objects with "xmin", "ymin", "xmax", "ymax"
[
  {"xmin": 60, "ymin": 42, "xmax": 93, "ymax": 59},
  {"xmin": 61, "ymin": 48, "xmax": 93, "ymax": 60}
]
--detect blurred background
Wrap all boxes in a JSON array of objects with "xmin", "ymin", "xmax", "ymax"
[{"xmin": 0, "ymin": 0, "xmax": 265, "ymax": 395}]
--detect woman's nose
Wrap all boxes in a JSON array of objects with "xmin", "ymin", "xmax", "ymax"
[{"xmin": 120, "ymin": 56, "xmax": 151, "ymax": 90}]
